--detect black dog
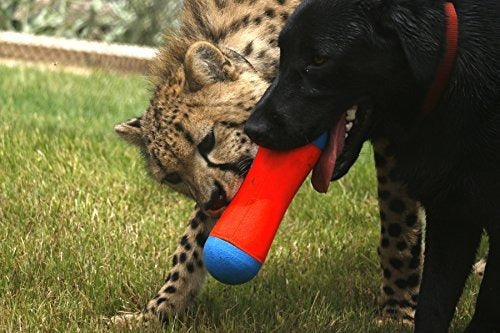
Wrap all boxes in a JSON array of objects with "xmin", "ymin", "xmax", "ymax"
[{"xmin": 245, "ymin": 0, "xmax": 500, "ymax": 331}]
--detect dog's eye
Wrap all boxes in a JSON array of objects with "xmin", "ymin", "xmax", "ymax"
[
  {"xmin": 312, "ymin": 55, "xmax": 327, "ymax": 66},
  {"xmin": 162, "ymin": 172, "xmax": 182, "ymax": 184}
]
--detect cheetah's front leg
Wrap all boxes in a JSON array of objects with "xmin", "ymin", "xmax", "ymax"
[
  {"xmin": 373, "ymin": 140, "xmax": 424, "ymax": 325},
  {"xmin": 110, "ymin": 207, "xmax": 216, "ymax": 327}
]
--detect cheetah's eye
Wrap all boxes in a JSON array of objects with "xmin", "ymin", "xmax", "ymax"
[
  {"xmin": 198, "ymin": 130, "xmax": 215, "ymax": 156},
  {"xmin": 312, "ymin": 55, "xmax": 327, "ymax": 66},
  {"xmin": 162, "ymin": 172, "xmax": 182, "ymax": 185}
]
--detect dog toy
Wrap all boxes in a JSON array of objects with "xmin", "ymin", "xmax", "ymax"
[{"xmin": 203, "ymin": 133, "xmax": 329, "ymax": 285}]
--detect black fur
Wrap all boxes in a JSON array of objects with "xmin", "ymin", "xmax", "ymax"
[{"xmin": 245, "ymin": 0, "xmax": 500, "ymax": 331}]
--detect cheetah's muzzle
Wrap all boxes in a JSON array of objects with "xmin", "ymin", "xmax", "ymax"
[{"xmin": 205, "ymin": 181, "xmax": 229, "ymax": 217}]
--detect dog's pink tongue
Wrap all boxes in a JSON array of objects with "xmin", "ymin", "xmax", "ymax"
[{"xmin": 311, "ymin": 114, "xmax": 346, "ymax": 193}]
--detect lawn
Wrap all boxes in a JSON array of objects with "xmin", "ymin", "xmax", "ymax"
[{"xmin": 0, "ymin": 64, "xmax": 484, "ymax": 332}]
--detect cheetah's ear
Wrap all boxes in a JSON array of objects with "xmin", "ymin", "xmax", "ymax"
[
  {"xmin": 184, "ymin": 41, "xmax": 239, "ymax": 92},
  {"xmin": 114, "ymin": 117, "xmax": 143, "ymax": 146}
]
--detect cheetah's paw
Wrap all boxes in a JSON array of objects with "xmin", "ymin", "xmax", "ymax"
[{"xmin": 104, "ymin": 311, "xmax": 153, "ymax": 329}]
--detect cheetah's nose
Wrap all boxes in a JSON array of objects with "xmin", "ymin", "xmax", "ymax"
[{"xmin": 204, "ymin": 181, "xmax": 229, "ymax": 218}]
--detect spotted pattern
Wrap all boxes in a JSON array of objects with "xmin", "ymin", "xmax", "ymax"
[
  {"xmin": 141, "ymin": 209, "xmax": 216, "ymax": 323},
  {"xmin": 108, "ymin": 208, "xmax": 216, "ymax": 327},
  {"xmin": 373, "ymin": 139, "xmax": 424, "ymax": 323}
]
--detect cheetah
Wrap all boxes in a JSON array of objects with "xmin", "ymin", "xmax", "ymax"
[{"xmin": 112, "ymin": 0, "xmax": 424, "ymax": 326}]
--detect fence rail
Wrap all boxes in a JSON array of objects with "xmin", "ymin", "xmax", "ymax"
[{"xmin": 0, "ymin": 31, "xmax": 157, "ymax": 74}]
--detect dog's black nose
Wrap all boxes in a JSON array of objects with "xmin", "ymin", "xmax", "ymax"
[{"xmin": 244, "ymin": 118, "xmax": 271, "ymax": 146}]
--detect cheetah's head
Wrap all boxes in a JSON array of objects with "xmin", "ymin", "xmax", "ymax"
[{"xmin": 115, "ymin": 41, "xmax": 269, "ymax": 217}]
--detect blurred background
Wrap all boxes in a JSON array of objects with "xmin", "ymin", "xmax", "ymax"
[{"xmin": 0, "ymin": 0, "xmax": 182, "ymax": 46}]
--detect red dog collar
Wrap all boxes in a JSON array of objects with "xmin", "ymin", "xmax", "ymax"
[{"xmin": 420, "ymin": 1, "xmax": 458, "ymax": 114}]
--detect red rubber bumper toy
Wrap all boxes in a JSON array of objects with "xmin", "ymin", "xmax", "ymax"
[{"xmin": 203, "ymin": 132, "xmax": 331, "ymax": 285}]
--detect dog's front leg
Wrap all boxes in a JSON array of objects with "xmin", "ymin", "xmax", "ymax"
[{"xmin": 414, "ymin": 206, "xmax": 482, "ymax": 333}]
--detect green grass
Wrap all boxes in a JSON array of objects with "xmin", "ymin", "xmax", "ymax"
[{"xmin": 0, "ymin": 65, "xmax": 484, "ymax": 332}]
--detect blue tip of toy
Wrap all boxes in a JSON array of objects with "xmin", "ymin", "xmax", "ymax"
[
  {"xmin": 203, "ymin": 236, "xmax": 262, "ymax": 285},
  {"xmin": 312, "ymin": 132, "xmax": 328, "ymax": 150}
]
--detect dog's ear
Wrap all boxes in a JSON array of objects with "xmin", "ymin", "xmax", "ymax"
[
  {"xmin": 380, "ymin": 1, "xmax": 444, "ymax": 84},
  {"xmin": 114, "ymin": 117, "xmax": 143, "ymax": 146},
  {"xmin": 184, "ymin": 41, "xmax": 239, "ymax": 92}
]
